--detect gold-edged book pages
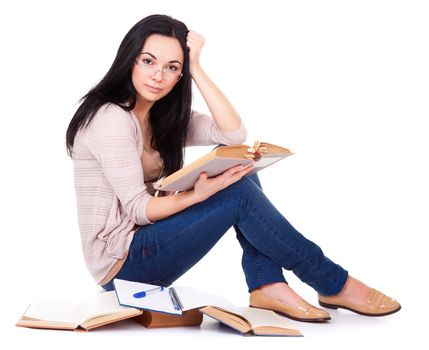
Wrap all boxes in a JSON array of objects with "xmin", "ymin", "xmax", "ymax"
[
  {"xmin": 199, "ymin": 306, "xmax": 302, "ymax": 337},
  {"xmin": 154, "ymin": 141, "xmax": 293, "ymax": 192},
  {"xmin": 15, "ymin": 291, "xmax": 143, "ymax": 331}
]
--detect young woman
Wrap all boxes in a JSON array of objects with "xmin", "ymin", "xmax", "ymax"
[{"xmin": 66, "ymin": 14, "xmax": 400, "ymax": 322}]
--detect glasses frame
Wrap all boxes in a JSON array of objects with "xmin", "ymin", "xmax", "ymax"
[{"xmin": 134, "ymin": 54, "xmax": 184, "ymax": 82}]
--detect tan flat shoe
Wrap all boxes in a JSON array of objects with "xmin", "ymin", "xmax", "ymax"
[
  {"xmin": 318, "ymin": 288, "xmax": 401, "ymax": 316},
  {"xmin": 249, "ymin": 289, "xmax": 331, "ymax": 322}
]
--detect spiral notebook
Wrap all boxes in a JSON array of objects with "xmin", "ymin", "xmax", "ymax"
[{"xmin": 113, "ymin": 278, "xmax": 236, "ymax": 316}]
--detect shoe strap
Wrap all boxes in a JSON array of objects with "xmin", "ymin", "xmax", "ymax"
[
  {"xmin": 367, "ymin": 289, "xmax": 385, "ymax": 311},
  {"xmin": 297, "ymin": 299, "xmax": 316, "ymax": 313}
]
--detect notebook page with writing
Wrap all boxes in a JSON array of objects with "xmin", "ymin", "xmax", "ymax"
[{"xmin": 113, "ymin": 279, "xmax": 181, "ymax": 315}]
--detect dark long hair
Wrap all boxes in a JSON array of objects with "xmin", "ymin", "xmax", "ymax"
[{"xmin": 65, "ymin": 14, "xmax": 192, "ymax": 178}]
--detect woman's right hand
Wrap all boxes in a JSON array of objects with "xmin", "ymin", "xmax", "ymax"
[{"xmin": 191, "ymin": 163, "xmax": 254, "ymax": 203}]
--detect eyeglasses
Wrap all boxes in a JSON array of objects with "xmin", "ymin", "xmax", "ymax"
[{"xmin": 135, "ymin": 55, "xmax": 183, "ymax": 82}]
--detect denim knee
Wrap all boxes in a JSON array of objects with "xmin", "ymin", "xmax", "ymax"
[
  {"xmin": 247, "ymin": 173, "xmax": 262, "ymax": 190},
  {"xmin": 222, "ymin": 175, "xmax": 261, "ymax": 212}
]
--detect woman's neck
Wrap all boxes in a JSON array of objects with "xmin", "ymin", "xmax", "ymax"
[{"xmin": 134, "ymin": 98, "xmax": 154, "ymax": 125}]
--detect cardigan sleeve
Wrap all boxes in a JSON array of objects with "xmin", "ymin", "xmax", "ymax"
[
  {"xmin": 84, "ymin": 104, "xmax": 154, "ymax": 226},
  {"xmin": 186, "ymin": 110, "xmax": 247, "ymax": 146}
]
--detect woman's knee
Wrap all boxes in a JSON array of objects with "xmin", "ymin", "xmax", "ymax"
[
  {"xmin": 227, "ymin": 175, "xmax": 261, "ymax": 199},
  {"xmin": 247, "ymin": 173, "xmax": 262, "ymax": 189}
]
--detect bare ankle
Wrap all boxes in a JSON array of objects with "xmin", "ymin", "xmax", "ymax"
[
  {"xmin": 258, "ymin": 282, "xmax": 287, "ymax": 291},
  {"xmin": 337, "ymin": 276, "xmax": 371, "ymax": 304}
]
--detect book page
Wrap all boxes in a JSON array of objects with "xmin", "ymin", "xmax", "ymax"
[
  {"xmin": 252, "ymin": 155, "xmax": 284, "ymax": 168},
  {"xmin": 82, "ymin": 291, "xmax": 131, "ymax": 321},
  {"xmin": 23, "ymin": 301, "xmax": 86, "ymax": 325},
  {"xmin": 236, "ymin": 307, "xmax": 298, "ymax": 330},
  {"xmin": 22, "ymin": 291, "xmax": 125, "ymax": 325},
  {"xmin": 174, "ymin": 286, "xmax": 239, "ymax": 312},
  {"xmin": 199, "ymin": 306, "xmax": 250, "ymax": 335}
]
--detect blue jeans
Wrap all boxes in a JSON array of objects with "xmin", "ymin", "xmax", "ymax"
[{"xmin": 101, "ymin": 170, "xmax": 348, "ymax": 296}]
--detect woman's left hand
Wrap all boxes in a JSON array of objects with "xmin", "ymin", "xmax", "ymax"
[{"xmin": 186, "ymin": 30, "xmax": 205, "ymax": 74}]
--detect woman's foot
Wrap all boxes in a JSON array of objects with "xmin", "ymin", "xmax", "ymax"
[
  {"xmin": 249, "ymin": 282, "xmax": 331, "ymax": 322},
  {"xmin": 318, "ymin": 276, "xmax": 401, "ymax": 316}
]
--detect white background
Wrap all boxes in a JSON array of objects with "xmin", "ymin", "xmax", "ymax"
[{"xmin": 1, "ymin": 0, "xmax": 428, "ymax": 348}]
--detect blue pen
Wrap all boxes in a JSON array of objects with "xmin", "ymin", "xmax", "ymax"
[{"xmin": 133, "ymin": 286, "xmax": 164, "ymax": 298}]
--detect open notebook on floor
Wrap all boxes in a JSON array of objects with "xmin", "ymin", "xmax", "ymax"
[
  {"xmin": 113, "ymin": 278, "xmax": 236, "ymax": 316},
  {"xmin": 113, "ymin": 278, "xmax": 302, "ymax": 336}
]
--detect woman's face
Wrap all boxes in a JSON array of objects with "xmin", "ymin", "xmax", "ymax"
[{"xmin": 132, "ymin": 34, "xmax": 184, "ymax": 105}]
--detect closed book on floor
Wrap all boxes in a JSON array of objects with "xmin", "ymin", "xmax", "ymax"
[
  {"xmin": 200, "ymin": 306, "xmax": 302, "ymax": 337},
  {"xmin": 15, "ymin": 291, "xmax": 143, "ymax": 331},
  {"xmin": 153, "ymin": 141, "xmax": 293, "ymax": 192}
]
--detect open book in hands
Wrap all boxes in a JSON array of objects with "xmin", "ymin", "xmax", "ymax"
[{"xmin": 154, "ymin": 141, "xmax": 293, "ymax": 192}]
